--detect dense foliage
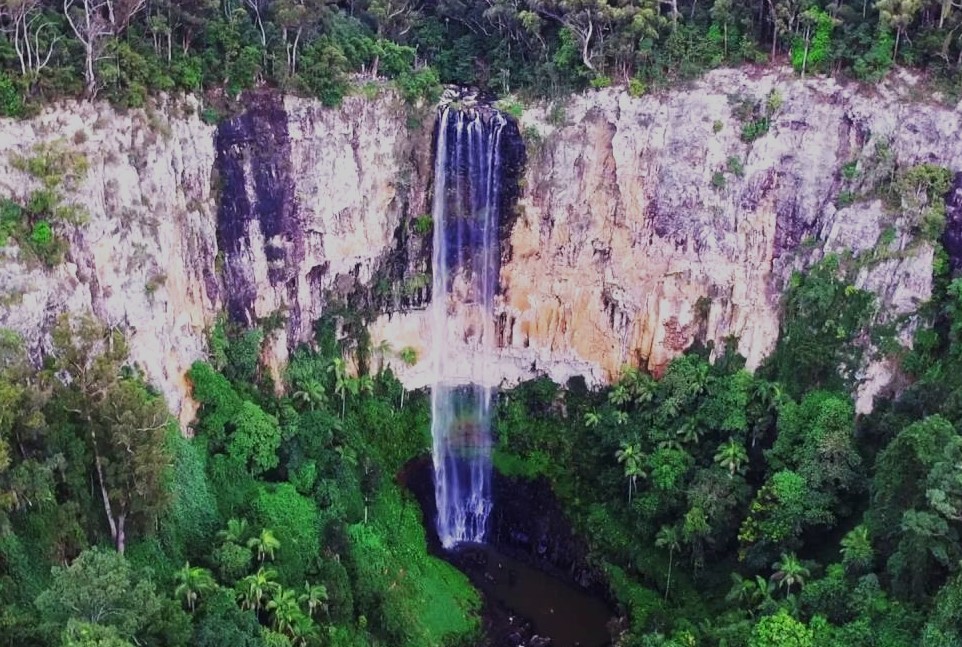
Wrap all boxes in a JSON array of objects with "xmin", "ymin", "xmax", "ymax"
[
  {"xmin": 3, "ymin": 192, "xmax": 962, "ymax": 646},
  {"xmin": 490, "ymin": 244, "xmax": 962, "ymax": 644},
  {"xmin": 0, "ymin": 0, "xmax": 960, "ymax": 115},
  {"xmin": 0, "ymin": 315, "xmax": 480, "ymax": 646}
]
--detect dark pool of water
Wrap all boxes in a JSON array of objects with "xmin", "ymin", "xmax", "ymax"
[
  {"xmin": 400, "ymin": 456, "xmax": 614, "ymax": 647},
  {"xmin": 453, "ymin": 543, "xmax": 613, "ymax": 647}
]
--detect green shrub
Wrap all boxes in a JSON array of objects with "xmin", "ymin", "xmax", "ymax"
[
  {"xmin": 412, "ymin": 214, "xmax": 433, "ymax": 236},
  {"xmin": 0, "ymin": 72, "xmax": 24, "ymax": 118},
  {"xmin": 395, "ymin": 67, "xmax": 441, "ymax": 104},
  {"xmin": 836, "ymin": 191, "xmax": 856, "ymax": 208},
  {"xmin": 628, "ymin": 78, "xmax": 647, "ymax": 97},
  {"xmin": 212, "ymin": 542, "xmax": 251, "ymax": 584},
  {"xmin": 741, "ymin": 117, "xmax": 770, "ymax": 143},
  {"xmin": 0, "ymin": 199, "xmax": 22, "ymax": 246},
  {"xmin": 29, "ymin": 221, "xmax": 65, "ymax": 266},
  {"xmin": 727, "ymin": 156, "xmax": 745, "ymax": 178},
  {"xmin": 842, "ymin": 161, "xmax": 859, "ymax": 181},
  {"xmin": 590, "ymin": 75, "xmax": 612, "ymax": 89},
  {"xmin": 712, "ymin": 171, "xmax": 727, "ymax": 190},
  {"xmin": 494, "ymin": 97, "xmax": 524, "ymax": 119}
]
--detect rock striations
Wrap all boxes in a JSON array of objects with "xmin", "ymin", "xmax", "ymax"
[{"xmin": 0, "ymin": 69, "xmax": 960, "ymax": 421}]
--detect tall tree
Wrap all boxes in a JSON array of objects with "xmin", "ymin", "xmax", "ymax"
[
  {"xmin": 62, "ymin": 0, "xmax": 148, "ymax": 96},
  {"xmin": 51, "ymin": 315, "xmax": 171, "ymax": 553},
  {"xmin": 876, "ymin": 0, "xmax": 922, "ymax": 59}
]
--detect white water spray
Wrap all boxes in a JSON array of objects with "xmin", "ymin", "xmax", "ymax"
[{"xmin": 430, "ymin": 105, "xmax": 507, "ymax": 548}]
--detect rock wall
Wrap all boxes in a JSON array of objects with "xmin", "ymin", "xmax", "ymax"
[
  {"xmin": 374, "ymin": 70, "xmax": 962, "ymax": 412},
  {"xmin": 1, "ymin": 69, "xmax": 960, "ymax": 420},
  {"xmin": 0, "ymin": 89, "xmax": 427, "ymax": 423}
]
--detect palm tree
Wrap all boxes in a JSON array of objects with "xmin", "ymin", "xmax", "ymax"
[
  {"xmin": 714, "ymin": 438, "xmax": 748, "ymax": 478},
  {"xmin": 248, "ymin": 528, "xmax": 281, "ymax": 563},
  {"xmin": 292, "ymin": 378, "xmax": 327, "ymax": 411},
  {"xmin": 659, "ymin": 396, "xmax": 681, "ymax": 420},
  {"xmin": 217, "ymin": 517, "xmax": 249, "ymax": 545},
  {"xmin": 267, "ymin": 587, "xmax": 302, "ymax": 634},
  {"xmin": 726, "ymin": 573, "xmax": 773, "ymax": 616},
  {"xmin": 299, "ymin": 581, "xmax": 329, "ymax": 619},
  {"xmin": 615, "ymin": 442, "xmax": 645, "ymax": 503},
  {"xmin": 288, "ymin": 612, "xmax": 320, "ymax": 646},
  {"xmin": 676, "ymin": 421, "xmax": 705, "ymax": 446},
  {"xmin": 358, "ymin": 374, "xmax": 374, "ymax": 396},
  {"xmin": 237, "ymin": 567, "xmax": 279, "ymax": 611},
  {"xmin": 840, "ymin": 524, "xmax": 873, "ymax": 573},
  {"xmin": 608, "ymin": 384, "xmax": 631, "ymax": 407},
  {"xmin": 174, "ymin": 562, "xmax": 216, "ymax": 612},
  {"xmin": 328, "ymin": 358, "xmax": 348, "ymax": 418},
  {"xmin": 655, "ymin": 525, "xmax": 681, "ymax": 600},
  {"xmin": 584, "ymin": 411, "xmax": 601, "ymax": 428},
  {"xmin": 613, "ymin": 410, "xmax": 629, "ymax": 426},
  {"xmin": 725, "ymin": 572, "xmax": 754, "ymax": 607},
  {"xmin": 771, "ymin": 552, "xmax": 810, "ymax": 596}
]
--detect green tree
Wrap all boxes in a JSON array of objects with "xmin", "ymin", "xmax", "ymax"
[
  {"xmin": 715, "ymin": 438, "xmax": 749, "ymax": 478},
  {"xmin": 248, "ymin": 528, "xmax": 281, "ymax": 563},
  {"xmin": 266, "ymin": 586, "xmax": 303, "ymax": 634},
  {"xmin": 218, "ymin": 517, "xmax": 250, "ymax": 545},
  {"xmin": 655, "ymin": 525, "xmax": 681, "ymax": 600},
  {"xmin": 291, "ymin": 379, "xmax": 327, "ymax": 411},
  {"xmin": 51, "ymin": 315, "xmax": 171, "ymax": 553},
  {"xmin": 35, "ymin": 547, "xmax": 162, "ymax": 640},
  {"xmin": 228, "ymin": 401, "xmax": 281, "ymax": 476},
  {"xmin": 840, "ymin": 524, "xmax": 873, "ymax": 573},
  {"xmin": 749, "ymin": 609, "xmax": 813, "ymax": 647},
  {"xmin": 771, "ymin": 552, "xmax": 811, "ymax": 596},
  {"xmin": 236, "ymin": 567, "xmax": 279, "ymax": 612},
  {"xmin": 615, "ymin": 441, "xmax": 646, "ymax": 503},
  {"xmin": 875, "ymin": 0, "xmax": 922, "ymax": 60},
  {"xmin": 328, "ymin": 357, "xmax": 349, "ymax": 418},
  {"xmin": 61, "ymin": 620, "xmax": 135, "ymax": 647},
  {"xmin": 174, "ymin": 562, "xmax": 217, "ymax": 612},
  {"xmin": 299, "ymin": 582, "xmax": 328, "ymax": 619}
]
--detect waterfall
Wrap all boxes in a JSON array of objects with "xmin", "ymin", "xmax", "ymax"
[{"xmin": 430, "ymin": 105, "xmax": 507, "ymax": 548}]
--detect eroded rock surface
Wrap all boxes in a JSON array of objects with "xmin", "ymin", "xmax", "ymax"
[{"xmin": 1, "ymin": 70, "xmax": 960, "ymax": 418}]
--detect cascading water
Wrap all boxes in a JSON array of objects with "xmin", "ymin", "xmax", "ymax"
[{"xmin": 430, "ymin": 104, "xmax": 507, "ymax": 549}]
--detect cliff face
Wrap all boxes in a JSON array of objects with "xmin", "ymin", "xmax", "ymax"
[
  {"xmin": 0, "ymin": 90, "xmax": 427, "ymax": 422},
  {"xmin": 1, "ymin": 70, "xmax": 960, "ymax": 420}
]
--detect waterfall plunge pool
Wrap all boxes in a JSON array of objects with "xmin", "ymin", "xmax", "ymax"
[{"xmin": 402, "ymin": 456, "xmax": 616, "ymax": 647}]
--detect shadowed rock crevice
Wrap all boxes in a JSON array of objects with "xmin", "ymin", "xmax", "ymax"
[
  {"xmin": 214, "ymin": 92, "xmax": 300, "ymax": 326},
  {"xmin": 944, "ymin": 173, "xmax": 962, "ymax": 274}
]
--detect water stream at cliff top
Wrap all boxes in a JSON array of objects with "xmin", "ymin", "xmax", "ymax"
[{"xmin": 430, "ymin": 105, "xmax": 506, "ymax": 548}]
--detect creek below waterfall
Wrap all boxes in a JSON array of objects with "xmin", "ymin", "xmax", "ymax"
[{"xmin": 402, "ymin": 457, "xmax": 616, "ymax": 647}]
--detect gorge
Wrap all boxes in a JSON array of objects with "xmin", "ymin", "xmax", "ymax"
[{"xmin": 2, "ymin": 67, "xmax": 962, "ymax": 647}]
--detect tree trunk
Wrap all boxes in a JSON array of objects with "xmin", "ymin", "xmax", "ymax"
[
  {"xmin": 84, "ymin": 41, "xmax": 97, "ymax": 98},
  {"xmin": 90, "ymin": 431, "xmax": 119, "ymax": 548},
  {"xmin": 665, "ymin": 550, "xmax": 673, "ymax": 600},
  {"xmin": 579, "ymin": 18, "xmax": 595, "ymax": 71},
  {"xmin": 801, "ymin": 26, "xmax": 811, "ymax": 76},
  {"xmin": 116, "ymin": 513, "xmax": 126, "ymax": 554}
]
